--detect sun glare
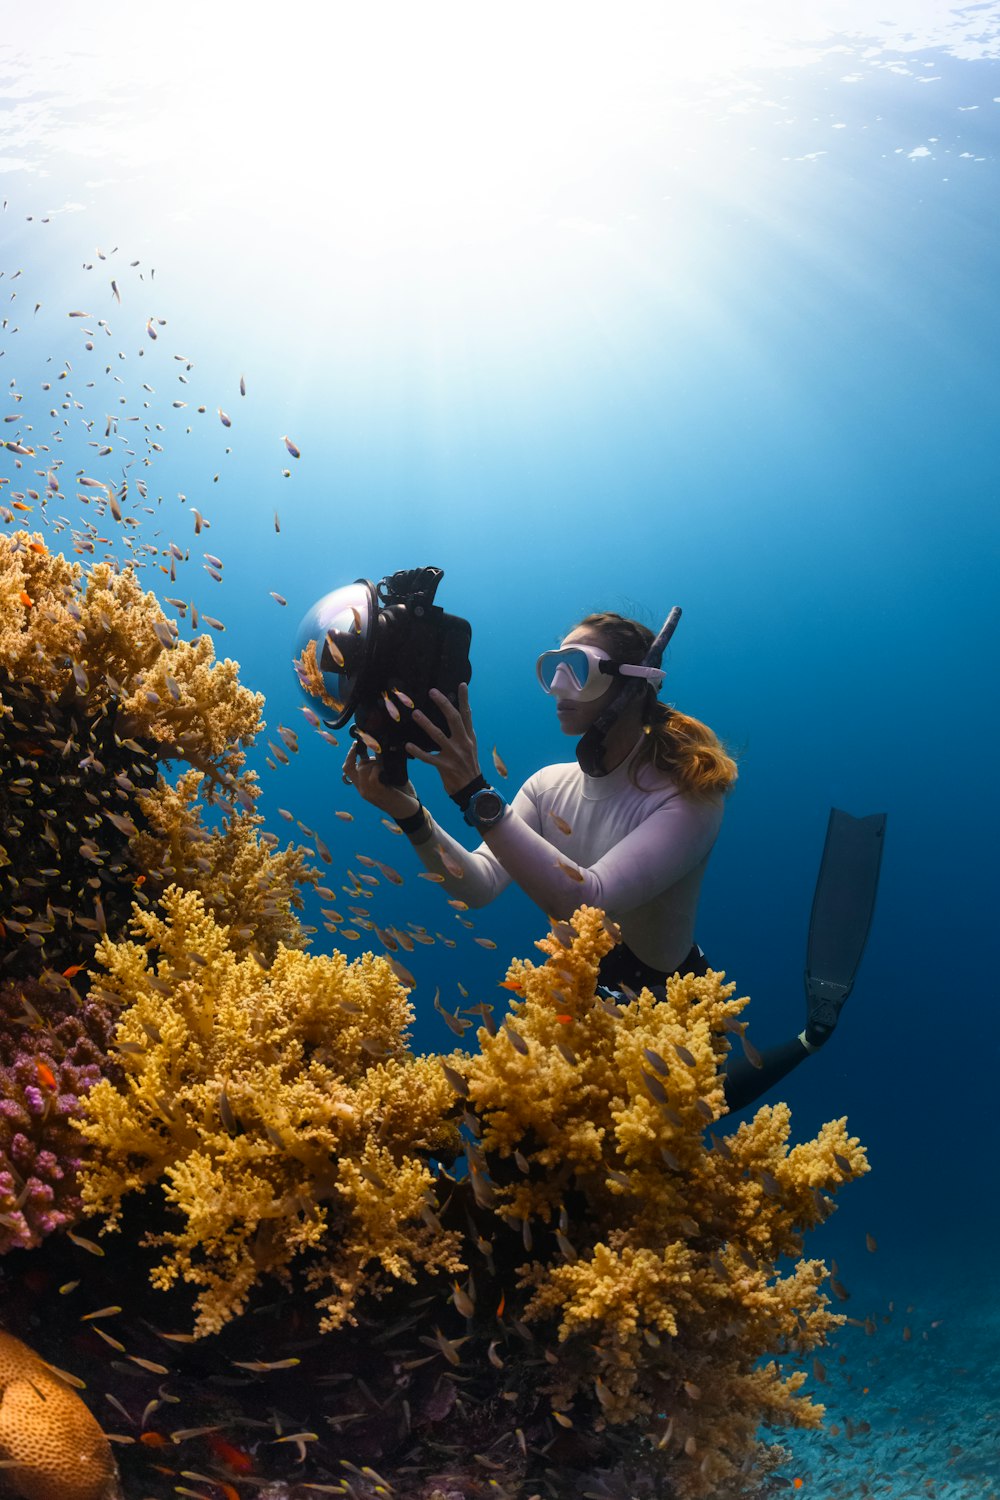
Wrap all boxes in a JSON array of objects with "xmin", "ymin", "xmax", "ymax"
[
  {"xmin": 3, "ymin": 0, "xmax": 994, "ymax": 347},
  {"xmin": 137, "ymin": 4, "xmax": 729, "ymax": 252},
  {"xmin": 5, "ymin": 1, "xmax": 996, "ymax": 253}
]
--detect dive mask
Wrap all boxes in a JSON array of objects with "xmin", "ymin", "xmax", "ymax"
[{"xmin": 536, "ymin": 644, "xmax": 665, "ymax": 702}]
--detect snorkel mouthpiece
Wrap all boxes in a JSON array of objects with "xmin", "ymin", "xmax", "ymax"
[{"xmin": 575, "ymin": 606, "xmax": 682, "ymax": 777}]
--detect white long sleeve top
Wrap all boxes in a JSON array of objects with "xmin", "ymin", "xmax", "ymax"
[{"xmin": 412, "ymin": 735, "xmax": 724, "ymax": 974}]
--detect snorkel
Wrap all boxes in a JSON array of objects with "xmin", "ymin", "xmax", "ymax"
[{"xmin": 575, "ymin": 606, "xmax": 682, "ymax": 776}]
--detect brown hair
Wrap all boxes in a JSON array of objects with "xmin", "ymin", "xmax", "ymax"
[{"xmin": 575, "ymin": 612, "xmax": 738, "ymax": 799}]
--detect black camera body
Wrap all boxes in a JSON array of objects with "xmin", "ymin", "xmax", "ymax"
[
  {"xmin": 354, "ymin": 568, "xmax": 472, "ymax": 784},
  {"xmin": 296, "ymin": 566, "xmax": 472, "ymax": 787}
]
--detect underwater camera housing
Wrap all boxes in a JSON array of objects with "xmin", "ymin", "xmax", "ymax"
[{"xmin": 293, "ymin": 566, "xmax": 472, "ymax": 786}]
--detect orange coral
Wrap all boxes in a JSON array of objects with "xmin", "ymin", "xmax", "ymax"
[
  {"xmin": 0, "ymin": 532, "xmax": 317, "ymax": 982},
  {"xmin": 459, "ymin": 906, "xmax": 868, "ymax": 1498},
  {"xmin": 74, "ymin": 886, "xmax": 464, "ymax": 1336},
  {"xmin": 130, "ymin": 768, "xmax": 319, "ymax": 963}
]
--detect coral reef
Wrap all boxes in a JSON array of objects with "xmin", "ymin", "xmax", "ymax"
[
  {"xmin": 130, "ymin": 768, "xmax": 319, "ymax": 963},
  {"xmin": 0, "ymin": 978, "xmax": 118, "ymax": 1253},
  {"xmin": 0, "ymin": 542, "xmax": 262, "ymax": 779},
  {"xmin": 59, "ymin": 901, "xmax": 867, "ymax": 1499},
  {"xmin": 0, "ymin": 532, "xmax": 871, "ymax": 1499},
  {"xmin": 1, "ymin": 533, "xmax": 320, "ymax": 1259},
  {"xmin": 0, "ymin": 1328, "xmax": 122, "ymax": 1500},
  {"xmin": 0, "ymin": 534, "xmax": 268, "ymax": 982},
  {"xmin": 73, "ymin": 885, "xmax": 465, "ymax": 1335},
  {"xmin": 455, "ymin": 906, "xmax": 869, "ymax": 1498}
]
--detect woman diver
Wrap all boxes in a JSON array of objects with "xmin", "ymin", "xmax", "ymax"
[{"xmin": 341, "ymin": 607, "xmax": 884, "ymax": 1113}]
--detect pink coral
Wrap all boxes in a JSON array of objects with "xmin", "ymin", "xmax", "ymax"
[{"xmin": 0, "ymin": 978, "xmax": 118, "ymax": 1253}]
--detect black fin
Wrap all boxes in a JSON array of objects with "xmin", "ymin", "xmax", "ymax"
[{"xmin": 804, "ymin": 808, "xmax": 887, "ymax": 1045}]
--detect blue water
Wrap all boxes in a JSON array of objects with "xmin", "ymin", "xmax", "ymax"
[{"xmin": 2, "ymin": 7, "xmax": 998, "ymax": 1495}]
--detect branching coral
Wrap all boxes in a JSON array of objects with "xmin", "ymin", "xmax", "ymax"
[
  {"xmin": 130, "ymin": 768, "xmax": 319, "ymax": 963},
  {"xmin": 458, "ymin": 905, "xmax": 869, "ymax": 1499},
  {"xmin": 0, "ymin": 897, "xmax": 869, "ymax": 1499},
  {"xmin": 0, "ymin": 542, "xmax": 263, "ymax": 780},
  {"xmin": 0, "ymin": 533, "xmax": 314, "ymax": 983},
  {"xmin": 0, "ymin": 977, "xmax": 118, "ymax": 1253},
  {"xmin": 74, "ymin": 886, "xmax": 464, "ymax": 1335}
]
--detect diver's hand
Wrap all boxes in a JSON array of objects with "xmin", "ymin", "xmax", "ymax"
[
  {"xmin": 341, "ymin": 743, "xmax": 420, "ymax": 819},
  {"xmin": 406, "ymin": 684, "xmax": 481, "ymax": 796}
]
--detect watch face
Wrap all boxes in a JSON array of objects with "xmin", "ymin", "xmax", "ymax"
[
  {"xmin": 475, "ymin": 791, "xmax": 504, "ymax": 820},
  {"xmin": 468, "ymin": 788, "xmax": 505, "ymax": 826}
]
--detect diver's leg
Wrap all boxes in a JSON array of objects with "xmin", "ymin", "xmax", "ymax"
[
  {"xmin": 722, "ymin": 808, "xmax": 886, "ymax": 1113},
  {"xmin": 723, "ymin": 1040, "xmax": 809, "ymax": 1112}
]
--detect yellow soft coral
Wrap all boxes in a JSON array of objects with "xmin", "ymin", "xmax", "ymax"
[
  {"xmin": 74, "ymin": 886, "xmax": 464, "ymax": 1336},
  {"xmin": 0, "ymin": 543, "xmax": 263, "ymax": 788},
  {"xmin": 460, "ymin": 906, "xmax": 868, "ymax": 1499},
  {"xmin": 130, "ymin": 768, "xmax": 319, "ymax": 962},
  {"xmin": 1, "ymin": 532, "xmax": 286, "ymax": 982}
]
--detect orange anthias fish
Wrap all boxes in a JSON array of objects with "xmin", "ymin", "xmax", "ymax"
[
  {"xmin": 36, "ymin": 1060, "xmax": 57, "ymax": 1091},
  {"xmin": 206, "ymin": 1433, "xmax": 255, "ymax": 1473},
  {"xmin": 499, "ymin": 978, "xmax": 523, "ymax": 992}
]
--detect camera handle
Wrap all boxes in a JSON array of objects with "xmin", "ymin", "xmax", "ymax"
[
  {"xmin": 377, "ymin": 566, "xmax": 444, "ymax": 613},
  {"xmin": 350, "ymin": 723, "xmax": 411, "ymax": 788}
]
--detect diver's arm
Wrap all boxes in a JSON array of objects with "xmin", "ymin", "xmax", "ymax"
[
  {"xmin": 403, "ymin": 812, "xmax": 514, "ymax": 907},
  {"xmin": 403, "ymin": 686, "xmax": 720, "ymax": 919},
  {"xmin": 480, "ymin": 790, "xmax": 723, "ymax": 920},
  {"xmin": 400, "ymin": 778, "xmax": 547, "ymax": 906},
  {"xmin": 341, "ymin": 717, "xmax": 521, "ymax": 907}
]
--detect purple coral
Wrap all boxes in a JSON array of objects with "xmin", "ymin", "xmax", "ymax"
[{"xmin": 0, "ymin": 978, "xmax": 119, "ymax": 1253}]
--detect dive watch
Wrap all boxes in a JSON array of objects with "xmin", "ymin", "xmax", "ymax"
[{"xmin": 463, "ymin": 786, "xmax": 508, "ymax": 831}]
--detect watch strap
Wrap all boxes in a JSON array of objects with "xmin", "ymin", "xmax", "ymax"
[{"xmin": 450, "ymin": 772, "xmax": 489, "ymax": 812}]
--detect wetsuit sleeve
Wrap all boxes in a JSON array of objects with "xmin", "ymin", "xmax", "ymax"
[
  {"xmin": 406, "ymin": 781, "xmax": 544, "ymax": 908},
  {"xmin": 480, "ymin": 787, "xmax": 723, "ymax": 920}
]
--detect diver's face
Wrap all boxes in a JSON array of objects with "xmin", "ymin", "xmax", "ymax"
[{"xmin": 552, "ymin": 628, "xmax": 616, "ymax": 736}]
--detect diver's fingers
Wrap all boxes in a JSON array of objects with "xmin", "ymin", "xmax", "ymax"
[
  {"xmin": 410, "ymin": 707, "xmax": 449, "ymax": 746},
  {"xmin": 454, "ymin": 682, "xmax": 474, "ymax": 732},
  {"xmin": 404, "ymin": 740, "xmax": 436, "ymax": 765},
  {"xmin": 428, "ymin": 687, "xmax": 472, "ymax": 740},
  {"xmin": 427, "ymin": 687, "xmax": 461, "ymax": 724}
]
